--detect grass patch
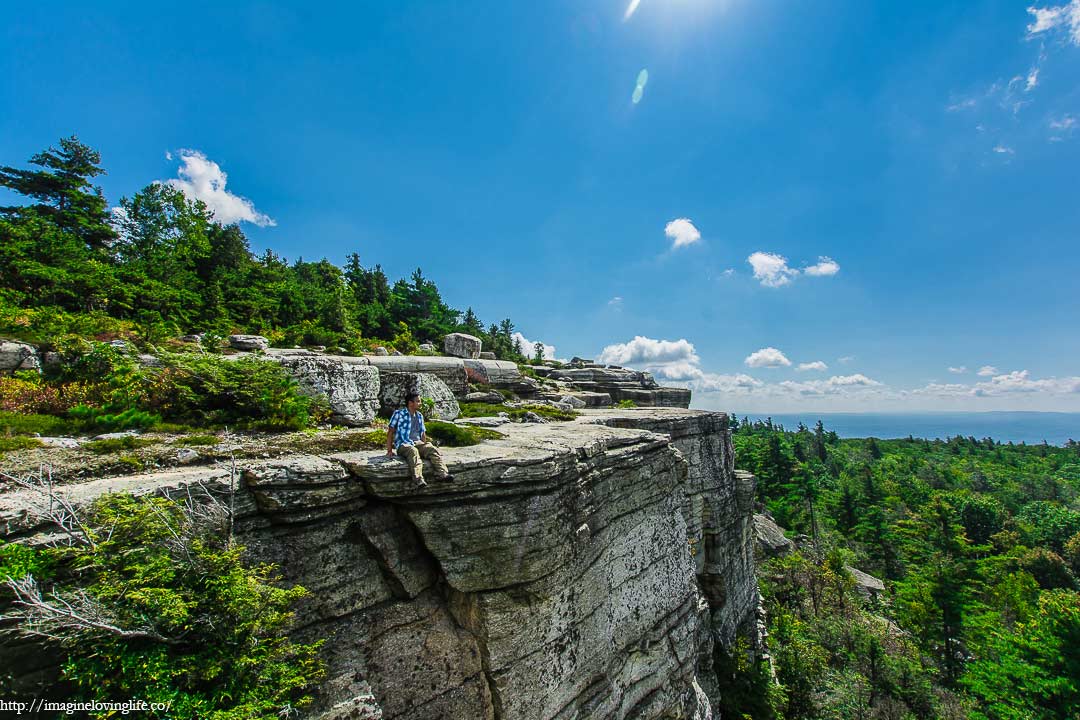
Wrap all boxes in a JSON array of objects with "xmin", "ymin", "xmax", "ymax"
[
  {"xmin": 458, "ymin": 403, "xmax": 578, "ymax": 422},
  {"xmin": 83, "ymin": 436, "xmax": 158, "ymax": 454},
  {"xmin": 0, "ymin": 436, "xmax": 44, "ymax": 452},
  {"xmin": 426, "ymin": 420, "xmax": 504, "ymax": 447},
  {"xmin": 174, "ymin": 434, "xmax": 220, "ymax": 446},
  {"xmin": 616, "ymin": 399, "xmax": 638, "ymax": 408},
  {"xmin": 0, "ymin": 411, "xmax": 78, "ymax": 437},
  {"xmin": 291, "ymin": 430, "xmax": 388, "ymax": 454}
]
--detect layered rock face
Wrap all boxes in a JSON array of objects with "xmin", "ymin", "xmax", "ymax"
[
  {"xmin": 547, "ymin": 366, "xmax": 691, "ymax": 409},
  {"xmin": 0, "ymin": 409, "xmax": 757, "ymax": 719}
]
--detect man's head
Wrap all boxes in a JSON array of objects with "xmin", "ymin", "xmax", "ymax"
[{"xmin": 405, "ymin": 392, "xmax": 420, "ymax": 411}]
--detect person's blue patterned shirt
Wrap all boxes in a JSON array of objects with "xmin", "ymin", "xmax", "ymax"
[{"xmin": 389, "ymin": 408, "xmax": 425, "ymax": 449}]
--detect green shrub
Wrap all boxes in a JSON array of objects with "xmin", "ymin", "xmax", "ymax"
[
  {"xmin": 0, "ymin": 436, "xmax": 44, "ymax": 452},
  {"xmin": 0, "ymin": 541, "xmax": 53, "ymax": 583},
  {"xmin": 174, "ymin": 434, "xmax": 220, "ymax": 446},
  {"xmin": 82, "ymin": 436, "xmax": 157, "ymax": 454},
  {"xmin": 9, "ymin": 493, "xmax": 324, "ymax": 719},
  {"xmin": 0, "ymin": 411, "xmax": 76, "ymax": 436},
  {"xmin": 426, "ymin": 420, "xmax": 504, "ymax": 446},
  {"xmin": 458, "ymin": 402, "xmax": 577, "ymax": 422},
  {"xmin": 69, "ymin": 405, "xmax": 161, "ymax": 432},
  {"xmin": 616, "ymin": 399, "xmax": 637, "ymax": 408}
]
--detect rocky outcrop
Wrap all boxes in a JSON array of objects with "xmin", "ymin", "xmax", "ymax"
[
  {"xmin": 443, "ymin": 333, "xmax": 482, "ymax": 359},
  {"xmin": 1, "ymin": 410, "xmax": 755, "ymax": 720},
  {"xmin": 753, "ymin": 513, "xmax": 794, "ymax": 560},
  {"xmin": 228, "ymin": 334, "xmax": 270, "ymax": 351},
  {"xmin": 0, "ymin": 340, "xmax": 39, "ymax": 374},
  {"xmin": 277, "ymin": 354, "xmax": 382, "ymax": 426},
  {"xmin": 377, "ymin": 372, "xmax": 460, "ymax": 420},
  {"xmin": 551, "ymin": 366, "xmax": 691, "ymax": 408}
]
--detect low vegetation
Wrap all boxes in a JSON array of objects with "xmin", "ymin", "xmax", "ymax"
[
  {"xmin": 0, "ymin": 491, "xmax": 324, "ymax": 719},
  {"xmin": 458, "ymin": 402, "xmax": 578, "ymax": 422}
]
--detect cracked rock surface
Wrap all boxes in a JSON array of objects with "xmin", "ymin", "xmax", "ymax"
[{"xmin": 0, "ymin": 409, "xmax": 757, "ymax": 720}]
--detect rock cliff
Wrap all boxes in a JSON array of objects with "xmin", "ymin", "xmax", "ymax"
[{"xmin": 0, "ymin": 409, "xmax": 758, "ymax": 719}]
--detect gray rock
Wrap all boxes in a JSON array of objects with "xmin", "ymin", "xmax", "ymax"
[
  {"xmin": 91, "ymin": 431, "xmax": 140, "ymax": 441},
  {"xmin": 478, "ymin": 351, "xmax": 496, "ymax": 360},
  {"xmin": 522, "ymin": 411, "xmax": 546, "ymax": 423},
  {"xmin": 374, "ymin": 347, "xmax": 389, "ymax": 356},
  {"xmin": 391, "ymin": 350, "xmax": 403, "ymax": 356},
  {"xmin": 845, "ymin": 566, "xmax": 886, "ymax": 598},
  {"xmin": 38, "ymin": 437, "xmax": 81, "ymax": 449},
  {"xmin": 455, "ymin": 416, "xmax": 510, "ymax": 428},
  {"xmin": 228, "ymin": 334, "xmax": 270, "ymax": 351},
  {"xmin": 463, "ymin": 391, "xmax": 504, "ymax": 404},
  {"xmin": 311, "ymin": 345, "xmax": 327, "ymax": 352},
  {"xmin": 180, "ymin": 334, "xmax": 203, "ymax": 343},
  {"xmin": 41, "ymin": 351, "xmax": 61, "ymax": 368},
  {"xmin": 0, "ymin": 341, "xmax": 38, "ymax": 375},
  {"xmin": 364, "ymin": 356, "xmax": 470, "ymax": 396},
  {"xmin": 137, "ymin": 354, "xmax": 162, "ymax": 367},
  {"xmin": 277, "ymin": 355, "xmax": 381, "ymax": 426},
  {"xmin": 561, "ymin": 395, "xmax": 587, "ymax": 409},
  {"xmin": 1, "ymin": 409, "xmax": 760, "ymax": 720},
  {"xmin": 378, "ymin": 372, "xmax": 460, "ymax": 421},
  {"xmin": 418, "ymin": 343, "xmax": 436, "ymax": 353},
  {"xmin": 443, "ymin": 333, "xmax": 482, "ymax": 359},
  {"xmin": 177, "ymin": 448, "xmax": 200, "ymax": 464},
  {"xmin": 107, "ymin": 340, "xmax": 128, "ymax": 350},
  {"xmin": 753, "ymin": 513, "xmax": 794, "ymax": 559}
]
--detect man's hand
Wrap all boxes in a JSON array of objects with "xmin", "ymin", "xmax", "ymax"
[{"xmin": 386, "ymin": 448, "xmax": 395, "ymax": 457}]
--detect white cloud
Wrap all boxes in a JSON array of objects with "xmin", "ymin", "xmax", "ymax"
[
  {"xmin": 777, "ymin": 374, "xmax": 883, "ymax": 397},
  {"xmin": 947, "ymin": 98, "xmax": 977, "ymax": 112},
  {"xmin": 747, "ymin": 252, "xmax": 798, "ymax": 287},
  {"xmin": 664, "ymin": 218, "xmax": 701, "ymax": 249},
  {"xmin": 948, "ymin": 366, "xmax": 968, "ymax": 374},
  {"xmin": 977, "ymin": 365, "xmax": 999, "ymax": 376},
  {"xmin": 163, "ymin": 150, "xmax": 275, "ymax": 227},
  {"xmin": 796, "ymin": 361, "xmax": 828, "ymax": 372},
  {"xmin": 722, "ymin": 268, "xmax": 735, "ymax": 277},
  {"xmin": 1050, "ymin": 115, "xmax": 1077, "ymax": 129},
  {"xmin": 1027, "ymin": 1, "xmax": 1080, "ymax": 45},
  {"xmin": 993, "ymin": 144, "xmax": 1015, "ymax": 154},
  {"xmin": 1026, "ymin": 68, "xmax": 1040, "ymax": 91},
  {"xmin": 607, "ymin": 296, "xmax": 623, "ymax": 310},
  {"xmin": 624, "ymin": 0, "xmax": 641, "ymax": 20},
  {"xmin": 745, "ymin": 347, "xmax": 792, "ymax": 369},
  {"xmin": 803, "ymin": 256, "xmax": 840, "ymax": 277},
  {"xmin": 975, "ymin": 369, "xmax": 1080, "ymax": 395},
  {"xmin": 838, "ymin": 356, "xmax": 855, "ymax": 365},
  {"xmin": 513, "ymin": 332, "xmax": 559, "ymax": 361},
  {"xmin": 598, "ymin": 336, "xmax": 699, "ymax": 366}
]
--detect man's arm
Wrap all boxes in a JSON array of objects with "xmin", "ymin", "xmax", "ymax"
[{"xmin": 386, "ymin": 426, "xmax": 395, "ymax": 456}]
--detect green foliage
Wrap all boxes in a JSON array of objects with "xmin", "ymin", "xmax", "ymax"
[
  {"xmin": 173, "ymin": 434, "xmax": 220, "ymax": 447},
  {"xmin": 736, "ymin": 416, "xmax": 1080, "ymax": 719},
  {"xmin": 0, "ymin": 436, "xmax": 44, "ymax": 452},
  {"xmin": 0, "ymin": 541, "xmax": 53, "ymax": 582},
  {"xmin": 458, "ymin": 402, "xmax": 578, "ymax": 422},
  {"xmin": 425, "ymin": 420, "xmax": 504, "ymax": 446},
  {"xmin": 82, "ymin": 435, "xmax": 157, "ymax": 454},
  {"xmin": 1, "ymin": 137, "xmax": 531, "ymax": 364},
  {"xmin": 616, "ymin": 399, "xmax": 638, "ymax": 408},
  {"xmin": 0, "ymin": 410, "xmax": 75, "ymax": 436},
  {"xmin": 69, "ymin": 405, "xmax": 161, "ymax": 432},
  {"xmin": 15, "ymin": 494, "xmax": 324, "ymax": 719}
]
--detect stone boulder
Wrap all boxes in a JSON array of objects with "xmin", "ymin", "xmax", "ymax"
[
  {"xmin": 228, "ymin": 334, "xmax": 270, "ymax": 351},
  {"xmin": 845, "ymin": 566, "xmax": 885, "ymax": 599},
  {"xmin": 463, "ymin": 391, "xmax": 504, "ymax": 404},
  {"xmin": 443, "ymin": 333, "xmax": 481, "ymax": 359},
  {"xmin": 753, "ymin": 513, "xmax": 793, "ymax": 560},
  {"xmin": 418, "ymin": 343, "xmax": 436, "ymax": 353},
  {"xmin": 0, "ymin": 341, "xmax": 39, "ymax": 374},
  {"xmin": 277, "ymin": 355, "xmax": 381, "ymax": 426},
  {"xmin": 374, "ymin": 347, "xmax": 389, "ymax": 356},
  {"xmin": 478, "ymin": 351, "xmax": 496, "ymax": 360},
  {"xmin": 378, "ymin": 372, "xmax": 460, "ymax": 421}
]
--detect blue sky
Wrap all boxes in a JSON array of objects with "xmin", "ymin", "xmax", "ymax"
[{"xmin": 2, "ymin": 0, "xmax": 1079, "ymax": 412}]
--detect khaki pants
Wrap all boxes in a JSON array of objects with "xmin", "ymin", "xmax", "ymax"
[{"xmin": 397, "ymin": 442, "xmax": 448, "ymax": 481}]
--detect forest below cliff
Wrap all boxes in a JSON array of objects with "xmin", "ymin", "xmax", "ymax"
[{"xmin": 732, "ymin": 418, "xmax": 1080, "ymax": 719}]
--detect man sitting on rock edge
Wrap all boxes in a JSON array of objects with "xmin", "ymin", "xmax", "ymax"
[{"xmin": 386, "ymin": 391, "xmax": 455, "ymax": 488}]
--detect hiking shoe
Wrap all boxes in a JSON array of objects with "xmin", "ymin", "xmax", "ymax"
[
  {"xmin": 415, "ymin": 478, "xmax": 428, "ymax": 488},
  {"xmin": 437, "ymin": 474, "xmax": 455, "ymax": 483}
]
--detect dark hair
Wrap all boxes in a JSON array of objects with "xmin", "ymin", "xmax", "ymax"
[{"xmin": 405, "ymin": 392, "xmax": 420, "ymax": 404}]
